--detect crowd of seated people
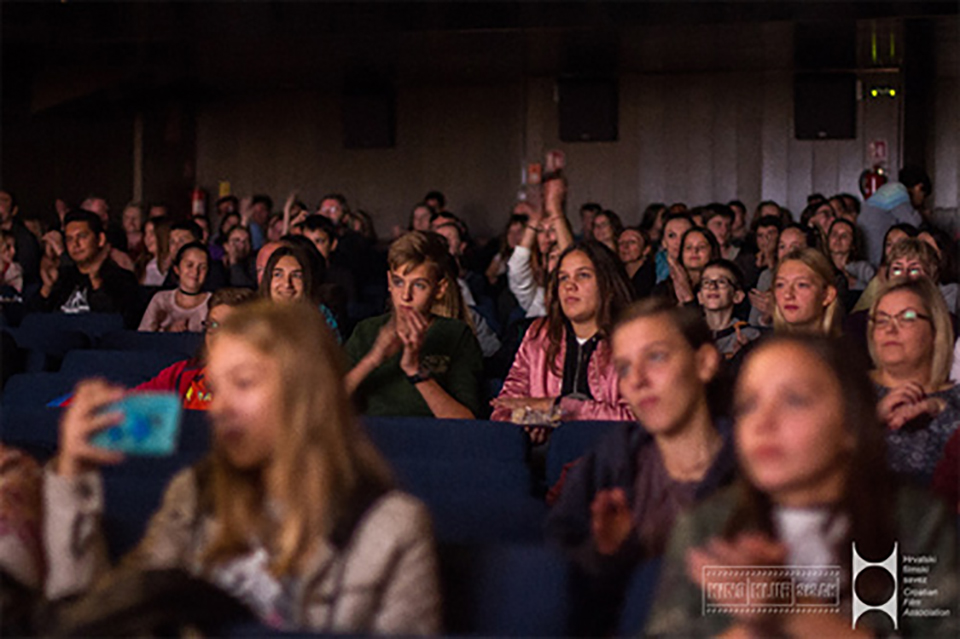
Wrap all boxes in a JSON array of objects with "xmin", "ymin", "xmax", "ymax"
[{"xmin": 0, "ymin": 162, "xmax": 957, "ymax": 636}]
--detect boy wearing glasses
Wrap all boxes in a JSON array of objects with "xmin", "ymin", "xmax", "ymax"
[{"xmin": 696, "ymin": 259, "xmax": 759, "ymax": 358}]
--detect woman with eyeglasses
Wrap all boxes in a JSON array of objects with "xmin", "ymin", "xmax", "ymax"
[
  {"xmin": 868, "ymin": 277, "xmax": 960, "ymax": 485},
  {"xmin": 133, "ymin": 288, "xmax": 256, "ymax": 409}
]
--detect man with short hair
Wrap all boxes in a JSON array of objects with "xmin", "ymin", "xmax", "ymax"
[
  {"xmin": 240, "ymin": 194, "xmax": 272, "ymax": 250},
  {"xmin": 578, "ymin": 203, "xmax": 602, "ymax": 241},
  {"xmin": 435, "ymin": 222, "xmax": 501, "ymax": 357},
  {"xmin": 859, "ymin": 166, "xmax": 932, "ymax": 267},
  {"xmin": 28, "ymin": 210, "xmax": 139, "ymax": 327},
  {"xmin": 0, "ymin": 189, "xmax": 40, "ymax": 287}
]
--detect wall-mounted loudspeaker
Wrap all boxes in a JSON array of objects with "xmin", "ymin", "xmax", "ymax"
[
  {"xmin": 558, "ymin": 78, "xmax": 619, "ymax": 143},
  {"xmin": 794, "ymin": 73, "xmax": 857, "ymax": 140}
]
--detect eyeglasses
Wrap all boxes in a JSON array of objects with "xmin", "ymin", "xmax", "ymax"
[
  {"xmin": 870, "ymin": 309, "xmax": 931, "ymax": 330},
  {"xmin": 889, "ymin": 265, "xmax": 925, "ymax": 278},
  {"xmin": 202, "ymin": 320, "xmax": 222, "ymax": 334},
  {"xmin": 700, "ymin": 277, "xmax": 733, "ymax": 291}
]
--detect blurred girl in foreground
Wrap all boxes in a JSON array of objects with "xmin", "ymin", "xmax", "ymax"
[{"xmin": 647, "ymin": 335, "xmax": 957, "ymax": 637}]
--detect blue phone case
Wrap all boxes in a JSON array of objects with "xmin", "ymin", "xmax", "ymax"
[{"xmin": 91, "ymin": 392, "xmax": 182, "ymax": 456}]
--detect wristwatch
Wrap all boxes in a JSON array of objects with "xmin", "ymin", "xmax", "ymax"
[{"xmin": 405, "ymin": 370, "xmax": 432, "ymax": 385}]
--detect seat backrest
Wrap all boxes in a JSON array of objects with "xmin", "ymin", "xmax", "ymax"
[
  {"xmin": 1, "ymin": 372, "xmax": 79, "ymax": 409},
  {"xmin": 60, "ymin": 350, "xmax": 187, "ymax": 386},
  {"xmin": 17, "ymin": 312, "xmax": 124, "ymax": 341},
  {"xmin": 362, "ymin": 417, "xmax": 528, "ymax": 465},
  {"xmin": 97, "ymin": 330, "xmax": 203, "ymax": 356},
  {"xmin": 545, "ymin": 421, "xmax": 622, "ymax": 487},
  {"xmin": 440, "ymin": 542, "xmax": 570, "ymax": 636}
]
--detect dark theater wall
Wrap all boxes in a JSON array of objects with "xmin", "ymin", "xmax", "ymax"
[{"xmin": 196, "ymin": 20, "xmax": 896, "ymax": 237}]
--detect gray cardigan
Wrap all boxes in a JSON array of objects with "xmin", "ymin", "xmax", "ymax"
[{"xmin": 44, "ymin": 467, "xmax": 442, "ymax": 635}]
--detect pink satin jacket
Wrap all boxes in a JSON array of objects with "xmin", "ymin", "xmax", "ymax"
[{"xmin": 491, "ymin": 320, "xmax": 635, "ymax": 422}]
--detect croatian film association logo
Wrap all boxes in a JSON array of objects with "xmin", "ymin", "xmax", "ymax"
[{"xmin": 852, "ymin": 542, "xmax": 898, "ymax": 631}]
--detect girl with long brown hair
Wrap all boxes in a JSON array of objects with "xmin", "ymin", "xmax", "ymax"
[{"xmin": 491, "ymin": 241, "xmax": 636, "ymax": 439}]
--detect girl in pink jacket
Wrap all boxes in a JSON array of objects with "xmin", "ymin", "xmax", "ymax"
[{"xmin": 491, "ymin": 241, "xmax": 636, "ymax": 440}]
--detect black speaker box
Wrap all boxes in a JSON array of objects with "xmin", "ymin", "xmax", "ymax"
[
  {"xmin": 558, "ymin": 78, "xmax": 619, "ymax": 143},
  {"xmin": 794, "ymin": 73, "xmax": 857, "ymax": 140},
  {"xmin": 342, "ymin": 90, "xmax": 396, "ymax": 149}
]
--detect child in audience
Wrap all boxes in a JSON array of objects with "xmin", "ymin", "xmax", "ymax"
[
  {"xmin": 697, "ymin": 259, "xmax": 760, "ymax": 359},
  {"xmin": 653, "ymin": 226, "xmax": 720, "ymax": 306},
  {"xmin": 345, "ymin": 231, "xmax": 482, "ymax": 418},
  {"xmin": 134, "ymin": 287, "xmax": 255, "ymax": 409},
  {"xmin": 869, "ymin": 278, "xmax": 959, "ymax": 485},
  {"xmin": 0, "ymin": 229, "xmax": 22, "ymax": 293},
  {"xmin": 547, "ymin": 298, "xmax": 737, "ymax": 635},
  {"xmin": 772, "ymin": 247, "xmax": 842, "ymax": 336},
  {"xmin": 491, "ymin": 242, "xmax": 635, "ymax": 438},
  {"xmin": 43, "ymin": 302, "xmax": 441, "ymax": 633},
  {"xmin": 138, "ymin": 243, "xmax": 211, "ymax": 333},
  {"xmin": 646, "ymin": 335, "xmax": 958, "ymax": 638}
]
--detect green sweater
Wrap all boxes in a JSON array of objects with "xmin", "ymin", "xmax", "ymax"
[{"xmin": 345, "ymin": 313, "xmax": 483, "ymax": 417}]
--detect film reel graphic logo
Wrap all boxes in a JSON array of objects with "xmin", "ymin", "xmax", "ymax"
[{"xmin": 851, "ymin": 542, "xmax": 898, "ymax": 630}]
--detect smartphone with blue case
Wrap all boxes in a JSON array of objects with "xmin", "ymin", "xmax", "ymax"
[{"xmin": 91, "ymin": 392, "xmax": 182, "ymax": 456}]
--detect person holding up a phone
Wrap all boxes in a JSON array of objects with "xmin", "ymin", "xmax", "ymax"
[{"xmin": 43, "ymin": 302, "xmax": 441, "ymax": 634}]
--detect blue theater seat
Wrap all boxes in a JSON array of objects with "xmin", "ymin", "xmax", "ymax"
[
  {"xmin": 440, "ymin": 542, "xmax": 570, "ymax": 636},
  {"xmin": 1, "ymin": 372, "xmax": 79, "ymax": 408},
  {"xmin": 389, "ymin": 458, "xmax": 545, "ymax": 543},
  {"xmin": 97, "ymin": 330, "xmax": 203, "ymax": 356},
  {"xmin": 16, "ymin": 312, "xmax": 125, "ymax": 341},
  {"xmin": 362, "ymin": 417, "xmax": 528, "ymax": 464},
  {"xmin": 60, "ymin": 350, "xmax": 188, "ymax": 386},
  {"xmin": 0, "ymin": 405, "xmax": 61, "ymax": 461},
  {"xmin": 545, "ymin": 420, "xmax": 624, "ymax": 488}
]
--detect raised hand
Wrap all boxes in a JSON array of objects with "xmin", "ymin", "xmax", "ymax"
[
  {"xmin": 590, "ymin": 487, "xmax": 634, "ymax": 556},
  {"xmin": 239, "ymin": 196, "xmax": 254, "ymax": 224}
]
